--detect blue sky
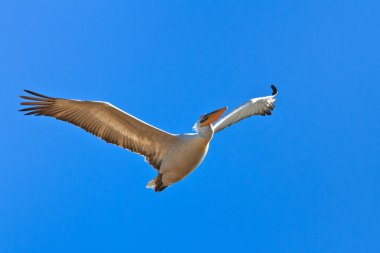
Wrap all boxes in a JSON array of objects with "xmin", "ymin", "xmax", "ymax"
[{"xmin": 1, "ymin": 0, "xmax": 379, "ymax": 252}]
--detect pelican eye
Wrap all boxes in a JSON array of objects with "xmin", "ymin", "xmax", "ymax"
[{"xmin": 200, "ymin": 116, "xmax": 208, "ymax": 123}]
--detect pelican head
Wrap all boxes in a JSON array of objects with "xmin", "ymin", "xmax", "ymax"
[{"xmin": 194, "ymin": 107, "xmax": 227, "ymax": 137}]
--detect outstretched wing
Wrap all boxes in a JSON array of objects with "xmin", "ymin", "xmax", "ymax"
[
  {"xmin": 19, "ymin": 90, "xmax": 178, "ymax": 170},
  {"xmin": 212, "ymin": 85, "xmax": 278, "ymax": 133}
]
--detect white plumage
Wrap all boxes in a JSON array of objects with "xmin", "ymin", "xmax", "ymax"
[
  {"xmin": 213, "ymin": 85, "xmax": 277, "ymax": 132},
  {"xmin": 20, "ymin": 85, "xmax": 278, "ymax": 192}
]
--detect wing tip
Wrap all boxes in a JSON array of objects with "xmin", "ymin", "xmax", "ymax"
[
  {"xmin": 270, "ymin": 85, "xmax": 278, "ymax": 96},
  {"xmin": 22, "ymin": 89, "xmax": 52, "ymax": 99},
  {"xmin": 19, "ymin": 89, "xmax": 53, "ymax": 115}
]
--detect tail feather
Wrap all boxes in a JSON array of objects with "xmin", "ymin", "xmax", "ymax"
[
  {"xmin": 146, "ymin": 178, "xmax": 157, "ymax": 189},
  {"xmin": 146, "ymin": 175, "xmax": 168, "ymax": 192}
]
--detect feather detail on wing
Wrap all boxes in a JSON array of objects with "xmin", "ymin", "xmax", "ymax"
[
  {"xmin": 19, "ymin": 90, "xmax": 178, "ymax": 171},
  {"xmin": 212, "ymin": 85, "xmax": 278, "ymax": 133}
]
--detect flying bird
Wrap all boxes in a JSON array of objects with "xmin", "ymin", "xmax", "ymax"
[{"xmin": 20, "ymin": 85, "xmax": 278, "ymax": 191}]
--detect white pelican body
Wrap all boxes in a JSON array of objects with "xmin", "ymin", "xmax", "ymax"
[
  {"xmin": 157, "ymin": 133, "xmax": 211, "ymax": 189},
  {"xmin": 20, "ymin": 86, "xmax": 277, "ymax": 192}
]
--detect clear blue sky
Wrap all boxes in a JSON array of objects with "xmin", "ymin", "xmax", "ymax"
[{"xmin": 1, "ymin": 1, "xmax": 379, "ymax": 252}]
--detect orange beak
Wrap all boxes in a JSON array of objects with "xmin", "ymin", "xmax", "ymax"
[{"xmin": 199, "ymin": 106, "xmax": 228, "ymax": 126}]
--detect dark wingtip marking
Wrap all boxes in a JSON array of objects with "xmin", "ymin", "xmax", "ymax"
[
  {"xmin": 19, "ymin": 95, "xmax": 45, "ymax": 101},
  {"xmin": 270, "ymin": 85, "xmax": 278, "ymax": 96},
  {"xmin": 21, "ymin": 101, "xmax": 49, "ymax": 106},
  {"xmin": 23, "ymin": 90, "xmax": 51, "ymax": 99}
]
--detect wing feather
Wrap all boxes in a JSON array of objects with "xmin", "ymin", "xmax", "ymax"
[
  {"xmin": 19, "ymin": 90, "xmax": 178, "ymax": 170},
  {"xmin": 212, "ymin": 85, "xmax": 278, "ymax": 133}
]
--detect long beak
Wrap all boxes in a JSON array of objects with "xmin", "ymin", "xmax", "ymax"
[{"xmin": 200, "ymin": 106, "xmax": 228, "ymax": 126}]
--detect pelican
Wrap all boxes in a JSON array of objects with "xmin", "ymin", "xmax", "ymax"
[{"xmin": 20, "ymin": 85, "xmax": 278, "ymax": 191}]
